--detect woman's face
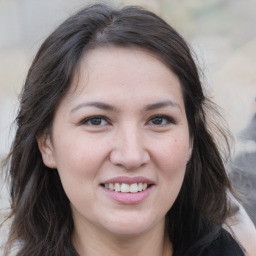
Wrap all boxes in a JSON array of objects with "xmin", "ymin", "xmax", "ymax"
[{"xmin": 39, "ymin": 47, "xmax": 192, "ymax": 237}]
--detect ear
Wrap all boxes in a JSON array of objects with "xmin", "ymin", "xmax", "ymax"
[{"xmin": 37, "ymin": 133, "xmax": 57, "ymax": 169}]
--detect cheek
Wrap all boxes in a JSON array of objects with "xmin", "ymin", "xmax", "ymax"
[
  {"xmin": 154, "ymin": 136, "xmax": 189, "ymax": 173},
  {"xmin": 52, "ymin": 135, "xmax": 108, "ymax": 207},
  {"xmin": 53, "ymin": 132, "xmax": 109, "ymax": 177},
  {"xmin": 154, "ymin": 137, "xmax": 188, "ymax": 204}
]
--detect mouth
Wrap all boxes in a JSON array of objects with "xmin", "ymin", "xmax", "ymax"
[
  {"xmin": 100, "ymin": 179, "xmax": 154, "ymax": 204},
  {"xmin": 100, "ymin": 182, "xmax": 153, "ymax": 193}
]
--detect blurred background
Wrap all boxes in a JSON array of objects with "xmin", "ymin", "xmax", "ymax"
[{"xmin": 0, "ymin": 0, "xmax": 255, "ymax": 226}]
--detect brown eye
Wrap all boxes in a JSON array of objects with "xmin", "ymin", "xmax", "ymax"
[
  {"xmin": 151, "ymin": 117, "xmax": 164, "ymax": 125},
  {"xmin": 80, "ymin": 116, "xmax": 108, "ymax": 126},
  {"xmin": 90, "ymin": 118, "xmax": 104, "ymax": 125},
  {"xmin": 147, "ymin": 115, "xmax": 176, "ymax": 126}
]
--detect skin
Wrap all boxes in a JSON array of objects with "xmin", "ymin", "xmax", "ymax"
[{"xmin": 38, "ymin": 47, "xmax": 192, "ymax": 256}]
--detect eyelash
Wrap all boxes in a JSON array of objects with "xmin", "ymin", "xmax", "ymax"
[{"xmin": 79, "ymin": 114, "xmax": 176, "ymax": 127}]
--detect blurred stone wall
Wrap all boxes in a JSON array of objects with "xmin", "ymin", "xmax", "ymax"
[{"xmin": 0, "ymin": 0, "xmax": 255, "ymax": 235}]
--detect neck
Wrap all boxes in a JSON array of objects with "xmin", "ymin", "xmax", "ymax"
[{"xmin": 72, "ymin": 218, "xmax": 173, "ymax": 256}]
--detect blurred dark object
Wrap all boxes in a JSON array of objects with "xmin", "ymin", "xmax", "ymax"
[
  {"xmin": 238, "ymin": 114, "xmax": 256, "ymax": 141},
  {"xmin": 230, "ymin": 113, "xmax": 256, "ymax": 226}
]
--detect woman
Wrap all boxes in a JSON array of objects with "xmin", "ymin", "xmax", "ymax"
[{"xmin": 1, "ymin": 3, "xmax": 248, "ymax": 256}]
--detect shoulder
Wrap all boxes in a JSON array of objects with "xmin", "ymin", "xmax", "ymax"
[
  {"xmin": 0, "ymin": 218, "xmax": 23, "ymax": 256},
  {"xmin": 224, "ymin": 195, "xmax": 256, "ymax": 255},
  {"xmin": 200, "ymin": 228, "xmax": 245, "ymax": 256},
  {"xmin": 174, "ymin": 228, "xmax": 245, "ymax": 256},
  {"xmin": 0, "ymin": 216, "xmax": 10, "ymax": 255}
]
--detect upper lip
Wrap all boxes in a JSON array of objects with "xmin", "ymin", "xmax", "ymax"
[{"xmin": 101, "ymin": 176, "xmax": 155, "ymax": 185}]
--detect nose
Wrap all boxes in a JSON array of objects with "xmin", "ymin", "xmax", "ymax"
[{"xmin": 110, "ymin": 124, "xmax": 150, "ymax": 170}]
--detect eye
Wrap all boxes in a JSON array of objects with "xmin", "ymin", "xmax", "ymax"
[
  {"xmin": 148, "ymin": 115, "xmax": 175, "ymax": 126},
  {"xmin": 79, "ymin": 116, "xmax": 109, "ymax": 126}
]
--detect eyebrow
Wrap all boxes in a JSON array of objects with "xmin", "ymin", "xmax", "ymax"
[
  {"xmin": 71, "ymin": 101, "xmax": 117, "ymax": 112},
  {"xmin": 145, "ymin": 100, "xmax": 181, "ymax": 111},
  {"xmin": 71, "ymin": 100, "xmax": 181, "ymax": 113}
]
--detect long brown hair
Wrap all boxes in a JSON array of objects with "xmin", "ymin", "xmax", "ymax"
[{"xmin": 2, "ymin": 3, "xmax": 233, "ymax": 255}]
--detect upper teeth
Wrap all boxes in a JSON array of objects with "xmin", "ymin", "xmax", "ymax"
[{"xmin": 104, "ymin": 183, "xmax": 148, "ymax": 193}]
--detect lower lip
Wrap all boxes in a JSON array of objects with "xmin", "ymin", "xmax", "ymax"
[{"xmin": 101, "ymin": 185, "xmax": 154, "ymax": 205}]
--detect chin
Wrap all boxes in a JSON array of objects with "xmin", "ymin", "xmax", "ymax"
[
  {"xmin": 101, "ymin": 214, "xmax": 161, "ymax": 237},
  {"xmin": 106, "ymin": 225, "xmax": 150, "ymax": 237}
]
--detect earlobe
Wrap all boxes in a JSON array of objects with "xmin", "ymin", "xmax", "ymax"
[{"xmin": 37, "ymin": 133, "xmax": 57, "ymax": 169}]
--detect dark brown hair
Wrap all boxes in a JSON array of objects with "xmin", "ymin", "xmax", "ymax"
[{"xmin": 2, "ymin": 3, "xmax": 233, "ymax": 255}]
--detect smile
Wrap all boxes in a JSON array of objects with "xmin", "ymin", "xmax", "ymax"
[
  {"xmin": 103, "ymin": 182, "xmax": 149, "ymax": 193},
  {"xmin": 100, "ymin": 176, "xmax": 154, "ymax": 204}
]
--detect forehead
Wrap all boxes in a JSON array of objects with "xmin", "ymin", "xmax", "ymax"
[{"xmin": 65, "ymin": 47, "xmax": 185, "ymax": 109}]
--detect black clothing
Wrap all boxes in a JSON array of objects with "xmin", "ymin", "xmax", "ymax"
[
  {"xmin": 69, "ymin": 228, "xmax": 244, "ymax": 256},
  {"xmin": 173, "ymin": 228, "xmax": 244, "ymax": 256}
]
